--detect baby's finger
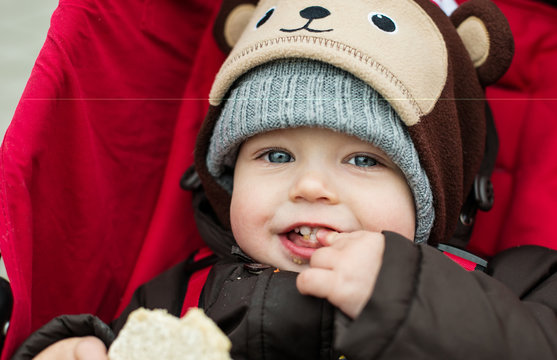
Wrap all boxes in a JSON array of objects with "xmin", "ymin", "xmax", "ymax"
[
  {"xmin": 296, "ymin": 268, "xmax": 336, "ymax": 299},
  {"xmin": 316, "ymin": 228, "xmax": 339, "ymax": 247},
  {"xmin": 75, "ymin": 337, "xmax": 108, "ymax": 360},
  {"xmin": 309, "ymin": 246, "xmax": 337, "ymax": 270}
]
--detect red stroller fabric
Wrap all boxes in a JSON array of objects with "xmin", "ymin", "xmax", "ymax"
[
  {"xmin": 0, "ymin": 0, "xmax": 224, "ymax": 357},
  {"xmin": 469, "ymin": 0, "xmax": 557, "ymax": 257},
  {"xmin": 1, "ymin": 0, "xmax": 557, "ymax": 358}
]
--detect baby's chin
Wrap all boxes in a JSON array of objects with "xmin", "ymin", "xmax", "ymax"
[
  {"xmin": 247, "ymin": 253, "xmax": 310, "ymax": 273},
  {"xmin": 276, "ymin": 261, "xmax": 309, "ymax": 273},
  {"xmin": 237, "ymin": 237, "xmax": 314, "ymax": 272},
  {"xmin": 271, "ymin": 252, "xmax": 312, "ymax": 273}
]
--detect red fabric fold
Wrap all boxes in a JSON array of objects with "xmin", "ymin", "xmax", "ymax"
[
  {"xmin": 0, "ymin": 0, "xmax": 223, "ymax": 357},
  {"xmin": 470, "ymin": 0, "xmax": 557, "ymax": 257}
]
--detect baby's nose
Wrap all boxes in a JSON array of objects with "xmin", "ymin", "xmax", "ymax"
[
  {"xmin": 289, "ymin": 170, "xmax": 339, "ymax": 204},
  {"xmin": 300, "ymin": 6, "xmax": 331, "ymax": 20}
]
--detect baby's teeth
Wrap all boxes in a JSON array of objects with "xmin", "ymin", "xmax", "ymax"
[
  {"xmin": 296, "ymin": 226, "xmax": 322, "ymax": 241},
  {"xmin": 300, "ymin": 226, "xmax": 311, "ymax": 236}
]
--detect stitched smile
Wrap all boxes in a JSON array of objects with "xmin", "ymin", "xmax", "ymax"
[{"xmin": 280, "ymin": 19, "xmax": 333, "ymax": 33}]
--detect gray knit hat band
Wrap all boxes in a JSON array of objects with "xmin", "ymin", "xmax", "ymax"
[{"xmin": 207, "ymin": 59, "xmax": 434, "ymax": 243}]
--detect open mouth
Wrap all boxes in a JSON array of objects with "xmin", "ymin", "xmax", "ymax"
[
  {"xmin": 288, "ymin": 226, "xmax": 321, "ymax": 247},
  {"xmin": 281, "ymin": 225, "xmax": 332, "ymax": 265}
]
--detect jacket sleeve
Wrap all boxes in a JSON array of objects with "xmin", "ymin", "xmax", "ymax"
[
  {"xmin": 335, "ymin": 232, "xmax": 557, "ymax": 360},
  {"xmin": 10, "ymin": 315, "xmax": 115, "ymax": 360},
  {"xmin": 9, "ymin": 280, "xmax": 166, "ymax": 359},
  {"xmin": 10, "ymin": 259, "xmax": 192, "ymax": 359}
]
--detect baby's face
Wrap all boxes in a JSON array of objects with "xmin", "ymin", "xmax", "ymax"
[{"xmin": 230, "ymin": 127, "xmax": 415, "ymax": 272}]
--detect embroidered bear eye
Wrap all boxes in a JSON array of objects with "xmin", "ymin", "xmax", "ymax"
[
  {"xmin": 256, "ymin": 7, "xmax": 276, "ymax": 28},
  {"xmin": 368, "ymin": 12, "xmax": 397, "ymax": 33}
]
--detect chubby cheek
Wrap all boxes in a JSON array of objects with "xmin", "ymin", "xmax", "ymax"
[
  {"xmin": 230, "ymin": 184, "xmax": 269, "ymax": 260},
  {"xmin": 230, "ymin": 190, "xmax": 253, "ymax": 248},
  {"xmin": 358, "ymin": 187, "xmax": 416, "ymax": 241}
]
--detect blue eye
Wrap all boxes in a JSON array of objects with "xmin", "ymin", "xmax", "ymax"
[
  {"xmin": 266, "ymin": 150, "xmax": 293, "ymax": 163},
  {"xmin": 348, "ymin": 155, "xmax": 377, "ymax": 168}
]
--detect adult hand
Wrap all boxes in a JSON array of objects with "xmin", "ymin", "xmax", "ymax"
[
  {"xmin": 34, "ymin": 336, "xmax": 108, "ymax": 360},
  {"xmin": 296, "ymin": 229, "xmax": 385, "ymax": 319}
]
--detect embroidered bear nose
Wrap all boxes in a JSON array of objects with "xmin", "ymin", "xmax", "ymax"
[{"xmin": 300, "ymin": 6, "xmax": 331, "ymax": 20}]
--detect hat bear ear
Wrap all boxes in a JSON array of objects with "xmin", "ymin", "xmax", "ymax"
[
  {"xmin": 450, "ymin": 0, "xmax": 514, "ymax": 86},
  {"xmin": 213, "ymin": 0, "xmax": 258, "ymax": 54}
]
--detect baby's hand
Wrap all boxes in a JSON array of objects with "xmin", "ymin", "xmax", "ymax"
[
  {"xmin": 34, "ymin": 336, "xmax": 108, "ymax": 360},
  {"xmin": 296, "ymin": 230, "xmax": 385, "ymax": 319}
]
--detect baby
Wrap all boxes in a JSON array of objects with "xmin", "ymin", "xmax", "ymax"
[{"xmin": 204, "ymin": 58, "xmax": 427, "ymax": 321}]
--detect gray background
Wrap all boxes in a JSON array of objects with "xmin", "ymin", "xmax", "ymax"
[{"xmin": 0, "ymin": 0, "xmax": 59, "ymax": 279}]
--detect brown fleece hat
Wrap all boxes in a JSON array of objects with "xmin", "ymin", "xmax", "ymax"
[{"xmin": 195, "ymin": 0, "xmax": 513, "ymax": 246}]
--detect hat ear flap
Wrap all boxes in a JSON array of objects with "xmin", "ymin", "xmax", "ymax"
[
  {"xmin": 451, "ymin": 0, "xmax": 514, "ymax": 86},
  {"xmin": 213, "ymin": 0, "xmax": 258, "ymax": 54}
]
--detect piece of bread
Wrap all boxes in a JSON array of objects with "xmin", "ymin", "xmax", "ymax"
[{"xmin": 108, "ymin": 308, "xmax": 231, "ymax": 360}]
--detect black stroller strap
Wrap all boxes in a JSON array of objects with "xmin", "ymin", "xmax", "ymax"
[{"xmin": 443, "ymin": 103, "xmax": 498, "ymax": 252}]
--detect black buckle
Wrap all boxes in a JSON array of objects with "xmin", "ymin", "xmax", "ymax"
[
  {"xmin": 474, "ymin": 175, "xmax": 494, "ymax": 212},
  {"xmin": 180, "ymin": 166, "xmax": 202, "ymax": 191}
]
